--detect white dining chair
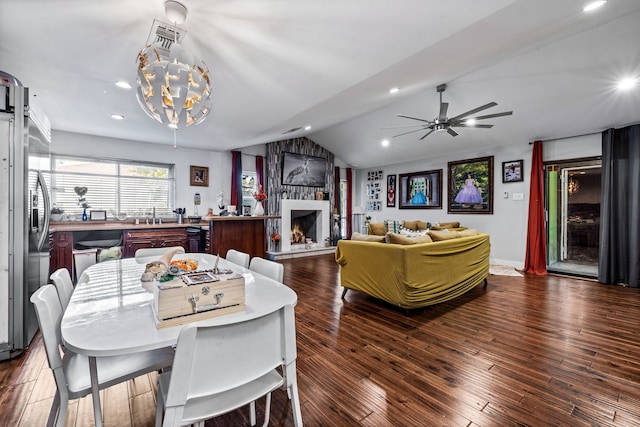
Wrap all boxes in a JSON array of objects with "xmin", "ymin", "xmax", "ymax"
[
  {"xmin": 155, "ymin": 304, "xmax": 303, "ymax": 427},
  {"xmin": 249, "ymin": 257, "xmax": 284, "ymax": 283},
  {"xmin": 226, "ymin": 249, "xmax": 250, "ymax": 269},
  {"xmin": 49, "ymin": 268, "xmax": 74, "ymax": 311},
  {"xmin": 31, "ymin": 285, "xmax": 175, "ymax": 427},
  {"xmin": 135, "ymin": 246, "xmax": 185, "ymax": 260}
]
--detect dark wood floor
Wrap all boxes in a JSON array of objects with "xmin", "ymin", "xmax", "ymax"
[{"xmin": 2, "ymin": 254, "xmax": 640, "ymax": 426}]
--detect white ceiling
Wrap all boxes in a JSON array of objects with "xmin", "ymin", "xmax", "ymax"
[{"xmin": 2, "ymin": 0, "xmax": 639, "ymax": 169}]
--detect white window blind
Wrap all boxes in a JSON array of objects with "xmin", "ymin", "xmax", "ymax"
[{"xmin": 50, "ymin": 156, "xmax": 175, "ymax": 218}]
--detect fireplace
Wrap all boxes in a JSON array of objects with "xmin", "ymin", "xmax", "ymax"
[{"xmin": 281, "ymin": 200, "xmax": 330, "ymax": 252}]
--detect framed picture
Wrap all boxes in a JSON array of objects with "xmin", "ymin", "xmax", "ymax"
[
  {"xmin": 190, "ymin": 165, "xmax": 209, "ymax": 187},
  {"xmin": 281, "ymin": 152, "xmax": 327, "ymax": 187},
  {"xmin": 398, "ymin": 169, "xmax": 442, "ymax": 209},
  {"xmin": 448, "ymin": 156, "xmax": 494, "ymax": 214},
  {"xmin": 502, "ymin": 159, "xmax": 524, "ymax": 183},
  {"xmin": 242, "ymin": 205, "xmax": 252, "ymax": 216},
  {"xmin": 387, "ymin": 174, "xmax": 396, "ymax": 207},
  {"xmin": 89, "ymin": 210, "xmax": 107, "ymax": 221}
]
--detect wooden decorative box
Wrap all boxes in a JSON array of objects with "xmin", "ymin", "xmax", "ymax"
[{"xmin": 152, "ymin": 270, "xmax": 246, "ymax": 329}]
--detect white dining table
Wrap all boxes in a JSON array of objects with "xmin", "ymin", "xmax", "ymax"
[{"xmin": 61, "ymin": 252, "xmax": 298, "ymax": 427}]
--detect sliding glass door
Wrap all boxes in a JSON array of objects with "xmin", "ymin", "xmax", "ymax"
[{"xmin": 546, "ymin": 159, "xmax": 601, "ymax": 277}]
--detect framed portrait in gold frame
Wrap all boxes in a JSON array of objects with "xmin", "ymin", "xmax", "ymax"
[{"xmin": 190, "ymin": 165, "xmax": 209, "ymax": 187}]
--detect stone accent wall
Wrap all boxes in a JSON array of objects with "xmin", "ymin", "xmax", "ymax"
[{"xmin": 265, "ymin": 137, "xmax": 335, "ymax": 252}]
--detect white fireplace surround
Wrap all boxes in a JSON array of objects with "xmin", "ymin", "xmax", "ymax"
[{"xmin": 281, "ymin": 200, "xmax": 330, "ymax": 252}]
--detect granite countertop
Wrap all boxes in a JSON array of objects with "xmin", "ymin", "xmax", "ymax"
[{"xmin": 49, "ymin": 215, "xmax": 280, "ymax": 232}]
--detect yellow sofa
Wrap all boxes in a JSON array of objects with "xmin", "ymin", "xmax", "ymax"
[{"xmin": 335, "ymin": 233, "xmax": 490, "ymax": 309}]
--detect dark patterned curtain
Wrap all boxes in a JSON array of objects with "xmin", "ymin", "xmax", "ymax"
[
  {"xmin": 599, "ymin": 124, "xmax": 640, "ymax": 287},
  {"xmin": 230, "ymin": 151, "xmax": 242, "ymax": 209},
  {"xmin": 523, "ymin": 140, "xmax": 547, "ymax": 275}
]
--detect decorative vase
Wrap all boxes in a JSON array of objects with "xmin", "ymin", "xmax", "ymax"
[
  {"xmin": 82, "ymin": 207, "xmax": 88, "ymax": 221},
  {"xmin": 254, "ymin": 201, "xmax": 264, "ymax": 216}
]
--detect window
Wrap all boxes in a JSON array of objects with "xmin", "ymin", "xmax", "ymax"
[
  {"xmin": 50, "ymin": 155, "xmax": 175, "ymax": 218},
  {"xmin": 242, "ymin": 172, "xmax": 257, "ymax": 209}
]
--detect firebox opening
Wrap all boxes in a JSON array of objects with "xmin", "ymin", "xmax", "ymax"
[{"xmin": 290, "ymin": 210, "xmax": 318, "ymax": 244}]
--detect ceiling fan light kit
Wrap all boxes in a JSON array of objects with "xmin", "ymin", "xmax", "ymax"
[
  {"xmin": 394, "ymin": 83, "xmax": 512, "ymax": 140},
  {"xmin": 135, "ymin": 1, "xmax": 212, "ymax": 129}
]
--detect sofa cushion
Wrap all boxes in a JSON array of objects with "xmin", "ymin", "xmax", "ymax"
[
  {"xmin": 402, "ymin": 220, "xmax": 419, "ymax": 230},
  {"xmin": 430, "ymin": 221, "xmax": 460, "ymax": 230},
  {"xmin": 368, "ymin": 222, "xmax": 387, "ymax": 236},
  {"xmin": 351, "ymin": 232, "xmax": 385, "ymax": 242},
  {"xmin": 385, "ymin": 232, "xmax": 433, "ymax": 245},
  {"xmin": 428, "ymin": 228, "xmax": 479, "ymax": 241},
  {"xmin": 403, "ymin": 220, "xmax": 429, "ymax": 231}
]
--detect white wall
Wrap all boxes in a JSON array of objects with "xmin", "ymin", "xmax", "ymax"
[
  {"xmin": 353, "ymin": 134, "xmax": 602, "ymax": 268},
  {"xmin": 52, "ymin": 130, "xmax": 234, "ymax": 216}
]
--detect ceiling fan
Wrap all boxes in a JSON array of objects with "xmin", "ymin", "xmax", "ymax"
[{"xmin": 393, "ymin": 84, "xmax": 513, "ymax": 140}]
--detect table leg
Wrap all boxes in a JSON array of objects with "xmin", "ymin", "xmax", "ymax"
[{"xmin": 89, "ymin": 356, "xmax": 103, "ymax": 427}]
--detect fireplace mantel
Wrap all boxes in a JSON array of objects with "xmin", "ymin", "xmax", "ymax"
[{"xmin": 281, "ymin": 200, "xmax": 330, "ymax": 252}]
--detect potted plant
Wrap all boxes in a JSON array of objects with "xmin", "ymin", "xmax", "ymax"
[{"xmin": 50, "ymin": 206, "xmax": 64, "ymax": 222}]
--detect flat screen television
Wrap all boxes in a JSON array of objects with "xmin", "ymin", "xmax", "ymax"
[{"xmin": 281, "ymin": 152, "xmax": 327, "ymax": 187}]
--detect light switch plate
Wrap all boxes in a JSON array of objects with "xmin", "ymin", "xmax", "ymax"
[
  {"xmin": 512, "ymin": 193, "xmax": 524, "ymax": 201},
  {"xmin": 503, "ymin": 191, "xmax": 509, "ymax": 199}
]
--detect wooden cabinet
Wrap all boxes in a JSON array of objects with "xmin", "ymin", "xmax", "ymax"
[
  {"xmin": 123, "ymin": 228, "xmax": 188, "ymax": 258},
  {"xmin": 207, "ymin": 218, "xmax": 267, "ymax": 259},
  {"xmin": 49, "ymin": 231, "xmax": 74, "ymax": 279},
  {"xmin": 186, "ymin": 228, "xmax": 204, "ymax": 253}
]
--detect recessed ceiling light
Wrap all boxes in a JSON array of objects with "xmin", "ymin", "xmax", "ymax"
[
  {"xmin": 617, "ymin": 77, "xmax": 637, "ymax": 90},
  {"xmin": 583, "ymin": 1, "xmax": 606, "ymax": 12},
  {"xmin": 304, "ymin": 125, "xmax": 311, "ymax": 131},
  {"xmin": 115, "ymin": 81, "xmax": 132, "ymax": 89},
  {"xmin": 110, "ymin": 114, "xmax": 124, "ymax": 120},
  {"xmin": 465, "ymin": 118, "xmax": 476, "ymax": 126},
  {"xmin": 381, "ymin": 139, "xmax": 390, "ymax": 147},
  {"xmin": 389, "ymin": 87, "xmax": 399, "ymax": 94}
]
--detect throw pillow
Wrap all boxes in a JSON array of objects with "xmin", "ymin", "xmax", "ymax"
[
  {"xmin": 385, "ymin": 232, "xmax": 433, "ymax": 245},
  {"xmin": 384, "ymin": 220, "xmax": 400, "ymax": 233},
  {"xmin": 428, "ymin": 228, "xmax": 479, "ymax": 241},
  {"xmin": 398, "ymin": 225, "xmax": 428, "ymax": 237},
  {"xmin": 430, "ymin": 221, "xmax": 461, "ymax": 230},
  {"xmin": 351, "ymin": 232, "xmax": 385, "ymax": 242},
  {"xmin": 416, "ymin": 220, "xmax": 429, "ymax": 231},
  {"xmin": 368, "ymin": 222, "xmax": 387, "ymax": 236},
  {"xmin": 402, "ymin": 220, "xmax": 419, "ymax": 230}
]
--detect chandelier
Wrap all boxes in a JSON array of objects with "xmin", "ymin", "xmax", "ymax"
[
  {"xmin": 136, "ymin": 1, "xmax": 212, "ymax": 129},
  {"xmin": 567, "ymin": 176, "xmax": 579, "ymax": 196}
]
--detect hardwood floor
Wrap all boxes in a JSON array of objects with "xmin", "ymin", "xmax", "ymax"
[{"xmin": 2, "ymin": 254, "xmax": 640, "ymax": 426}]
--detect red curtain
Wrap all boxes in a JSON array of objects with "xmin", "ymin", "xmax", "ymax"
[
  {"xmin": 230, "ymin": 151, "xmax": 242, "ymax": 208},
  {"xmin": 346, "ymin": 168, "xmax": 352, "ymax": 238},
  {"xmin": 334, "ymin": 166, "xmax": 341, "ymax": 240},
  {"xmin": 255, "ymin": 155, "xmax": 264, "ymax": 187},
  {"xmin": 523, "ymin": 140, "xmax": 547, "ymax": 275}
]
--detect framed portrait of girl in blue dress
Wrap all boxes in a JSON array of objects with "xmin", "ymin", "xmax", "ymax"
[
  {"xmin": 398, "ymin": 169, "xmax": 442, "ymax": 209},
  {"xmin": 448, "ymin": 156, "xmax": 494, "ymax": 214}
]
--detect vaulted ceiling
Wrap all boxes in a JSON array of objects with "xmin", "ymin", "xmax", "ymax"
[{"xmin": 2, "ymin": 0, "xmax": 639, "ymax": 168}]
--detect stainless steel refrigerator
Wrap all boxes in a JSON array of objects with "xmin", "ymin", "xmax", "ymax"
[{"xmin": 1, "ymin": 72, "xmax": 51, "ymax": 360}]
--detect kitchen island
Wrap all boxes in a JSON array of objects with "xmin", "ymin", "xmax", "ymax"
[{"xmin": 49, "ymin": 215, "xmax": 279, "ymax": 280}]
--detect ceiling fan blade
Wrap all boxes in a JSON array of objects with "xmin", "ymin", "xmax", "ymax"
[
  {"xmin": 447, "ymin": 128, "xmax": 458, "ymax": 137},
  {"xmin": 453, "ymin": 124, "xmax": 494, "ymax": 129},
  {"xmin": 393, "ymin": 127, "xmax": 430, "ymax": 138},
  {"xmin": 397, "ymin": 114, "xmax": 433, "ymax": 124},
  {"xmin": 419, "ymin": 130, "xmax": 435, "ymax": 140},
  {"xmin": 449, "ymin": 102, "xmax": 497, "ymax": 122},
  {"xmin": 474, "ymin": 111, "xmax": 513, "ymax": 120},
  {"xmin": 439, "ymin": 102, "xmax": 449, "ymax": 119},
  {"xmin": 381, "ymin": 124, "xmax": 429, "ymax": 129}
]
